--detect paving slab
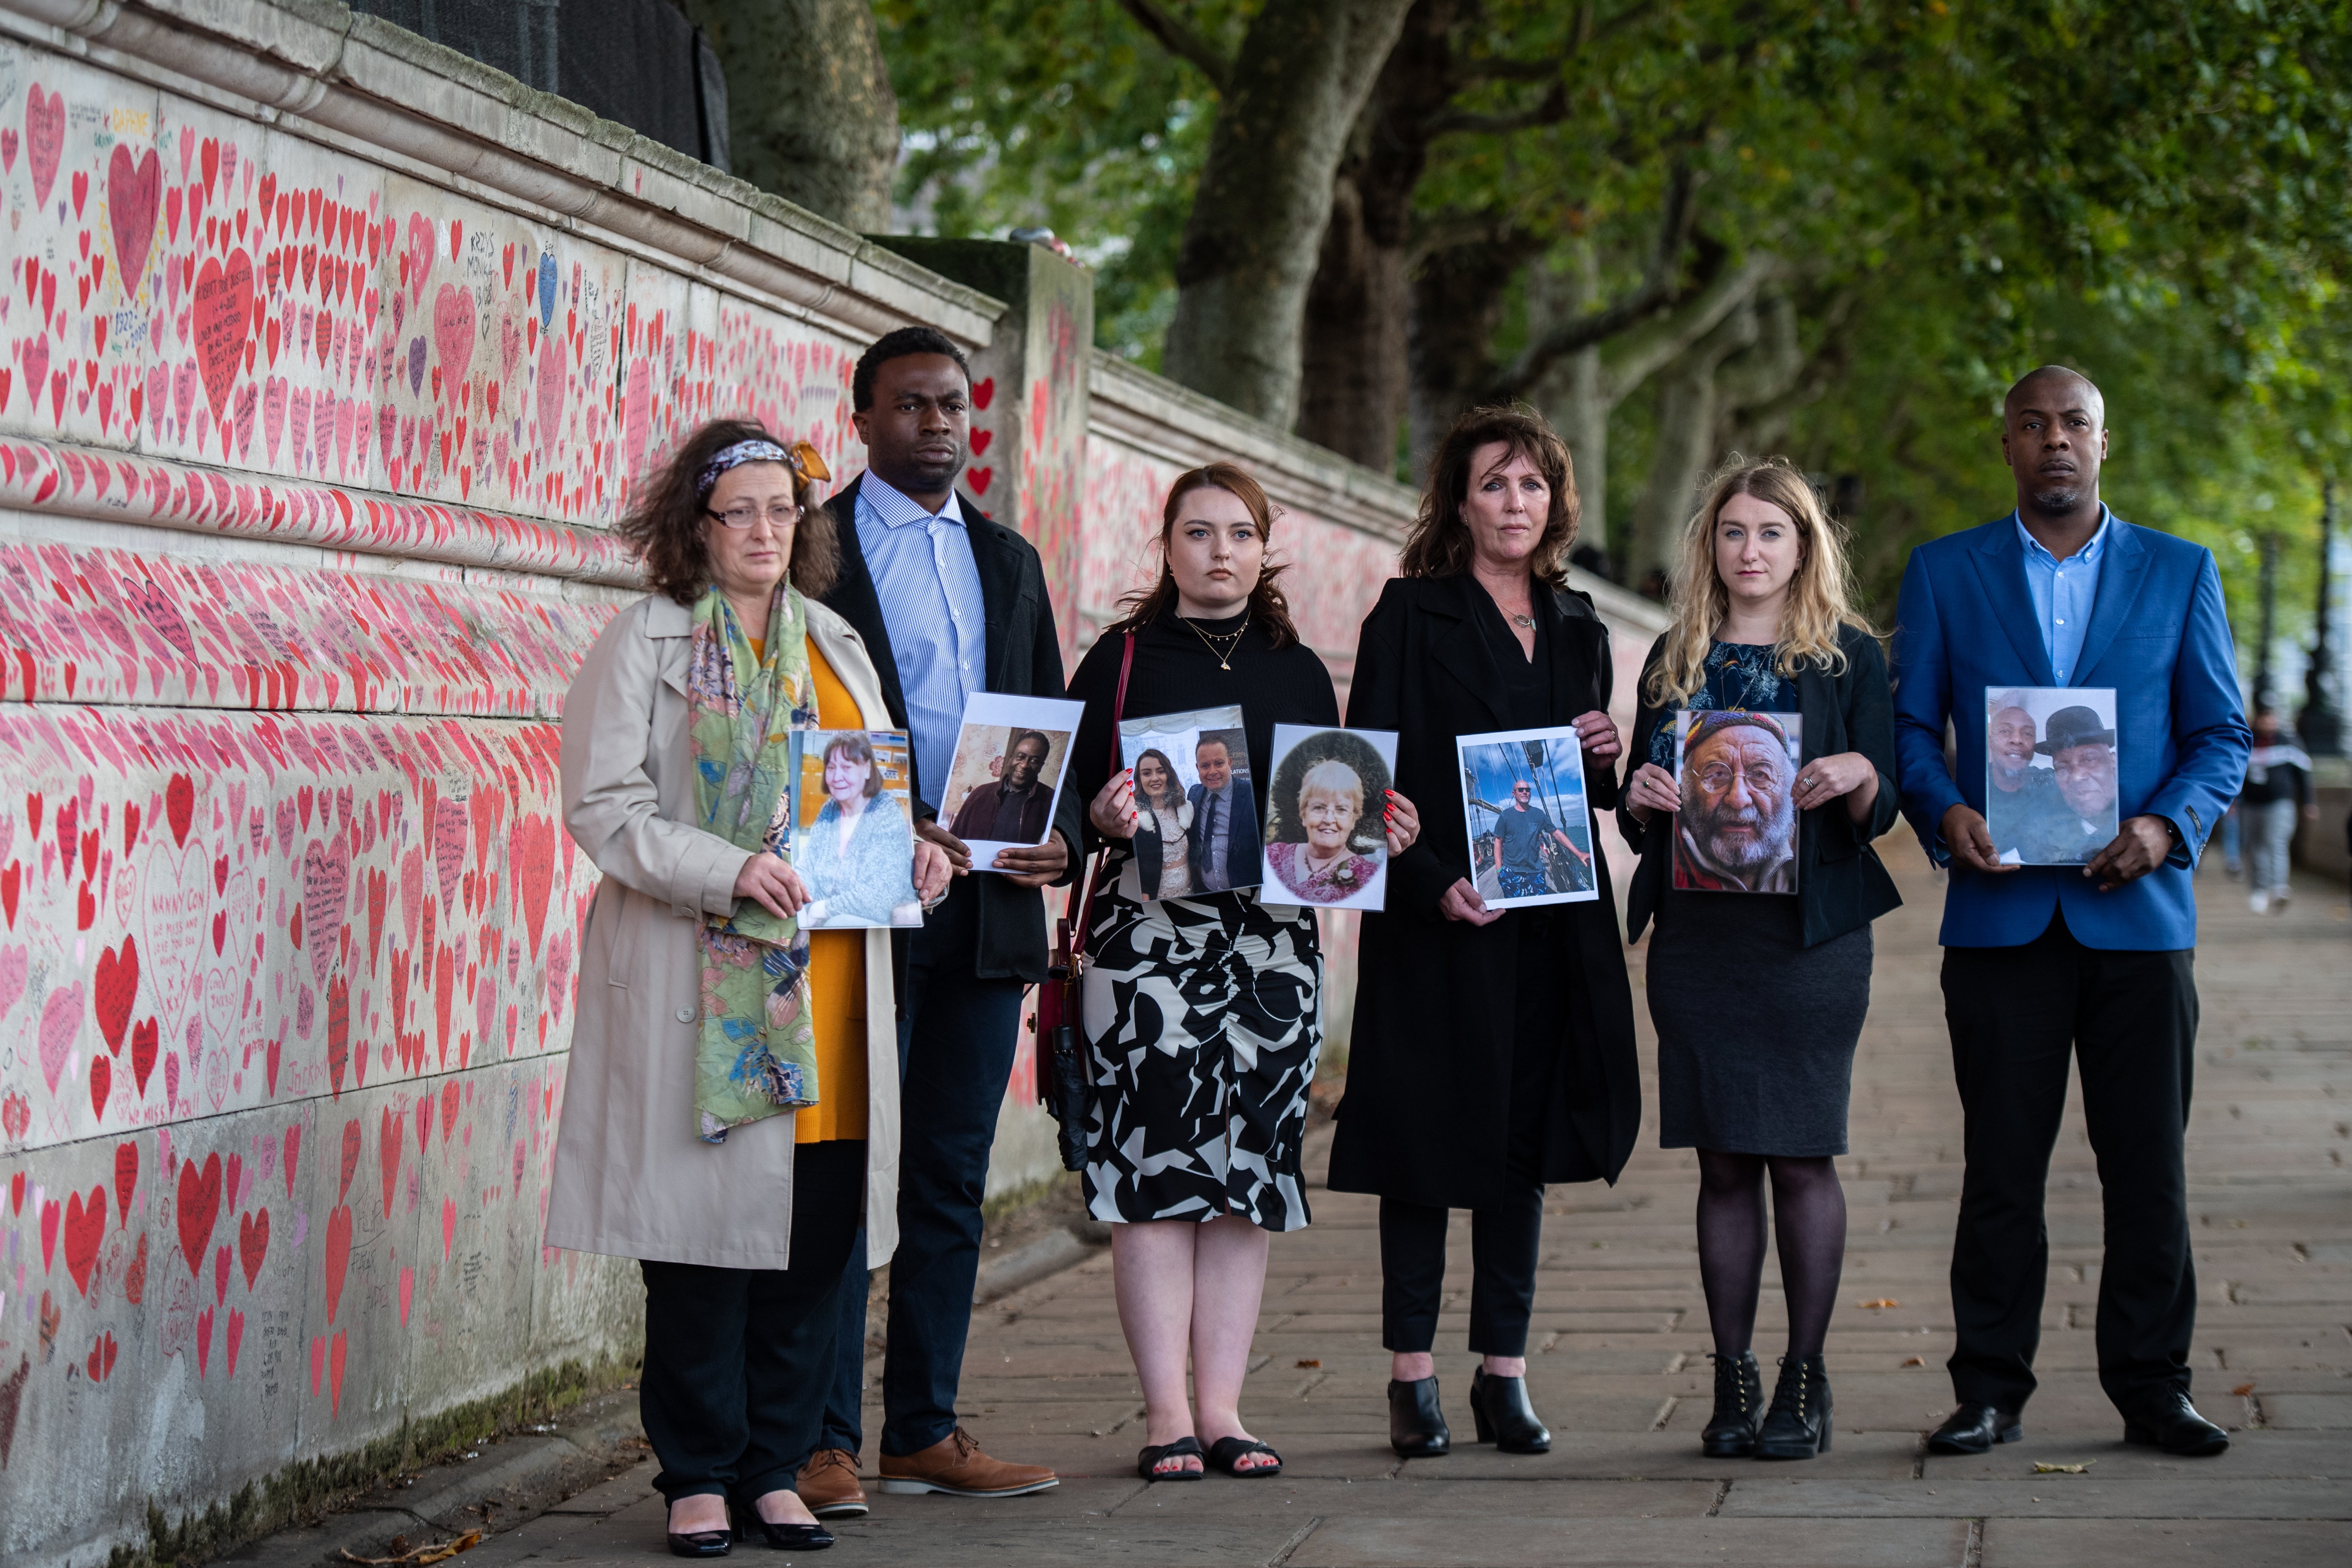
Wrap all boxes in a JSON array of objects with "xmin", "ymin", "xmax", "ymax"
[{"xmin": 233, "ymin": 848, "xmax": 2352, "ymax": 1567}]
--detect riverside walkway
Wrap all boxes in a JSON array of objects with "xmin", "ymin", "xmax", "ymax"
[{"xmin": 282, "ymin": 841, "xmax": 2352, "ymax": 1567}]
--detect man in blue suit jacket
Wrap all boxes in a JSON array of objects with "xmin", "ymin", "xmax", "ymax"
[
  {"xmin": 1892, "ymin": 367, "xmax": 2249, "ymax": 1459},
  {"xmin": 1186, "ymin": 731, "xmax": 1260, "ymax": 892}
]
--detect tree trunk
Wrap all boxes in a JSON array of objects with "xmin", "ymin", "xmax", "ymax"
[
  {"xmin": 685, "ymin": 0, "xmax": 899, "ymax": 233},
  {"xmin": 1294, "ymin": 0, "xmax": 1463, "ymax": 469},
  {"xmin": 1406, "ymin": 231, "xmax": 1543, "ymax": 474},
  {"xmin": 1539, "ymin": 242, "xmax": 1611, "ymax": 562},
  {"xmin": 1626, "ymin": 299, "xmax": 1762, "ymax": 589},
  {"xmin": 1162, "ymin": 0, "xmax": 1419, "ymax": 427}
]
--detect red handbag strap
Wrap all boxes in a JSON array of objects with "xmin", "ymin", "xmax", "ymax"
[{"xmin": 1067, "ymin": 631, "xmax": 1135, "ymax": 963}]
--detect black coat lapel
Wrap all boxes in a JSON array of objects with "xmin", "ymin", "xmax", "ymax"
[
  {"xmin": 1542, "ymin": 586, "xmax": 1603, "ymax": 722},
  {"xmin": 1429, "ymin": 578, "xmax": 1510, "ymax": 732},
  {"xmin": 819, "ymin": 476, "xmax": 911, "ymax": 729},
  {"xmin": 962, "ymin": 498, "xmax": 1024, "ymax": 691}
]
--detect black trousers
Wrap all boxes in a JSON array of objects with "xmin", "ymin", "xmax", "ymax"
[
  {"xmin": 639, "ymin": 1139, "xmax": 866, "ymax": 1502},
  {"xmin": 1941, "ymin": 909, "xmax": 2198, "ymax": 1414},
  {"xmin": 1381, "ymin": 919, "xmax": 1556, "ymax": 1358}
]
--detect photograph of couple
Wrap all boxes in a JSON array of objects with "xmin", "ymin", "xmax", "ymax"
[
  {"xmin": 1983, "ymin": 688, "xmax": 2122, "ymax": 865},
  {"xmin": 1119, "ymin": 705, "xmax": 1261, "ymax": 900}
]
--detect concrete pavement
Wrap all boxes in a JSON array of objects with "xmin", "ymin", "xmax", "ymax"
[{"xmin": 258, "ymin": 842, "xmax": 2352, "ymax": 1567}]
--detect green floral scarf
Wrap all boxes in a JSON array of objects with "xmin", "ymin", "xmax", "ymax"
[{"xmin": 686, "ymin": 583, "xmax": 820, "ymax": 1143}]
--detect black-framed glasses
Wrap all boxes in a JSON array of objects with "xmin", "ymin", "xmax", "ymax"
[{"xmin": 706, "ymin": 502, "xmax": 803, "ymax": 531}]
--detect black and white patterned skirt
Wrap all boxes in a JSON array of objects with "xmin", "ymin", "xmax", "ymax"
[{"xmin": 1079, "ymin": 885, "xmax": 1322, "ymax": 1231}]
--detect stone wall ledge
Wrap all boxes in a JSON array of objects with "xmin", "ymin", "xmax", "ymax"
[{"xmin": 0, "ymin": 0, "xmax": 1007, "ymax": 347}]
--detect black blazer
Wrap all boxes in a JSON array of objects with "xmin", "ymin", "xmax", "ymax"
[
  {"xmin": 1187, "ymin": 780, "xmax": 1259, "ymax": 890},
  {"xmin": 1617, "ymin": 622, "xmax": 1903, "ymax": 948},
  {"xmin": 1325, "ymin": 575, "xmax": 1642, "ymax": 1210},
  {"xmin": 821, "ymin": 474, "xmax": 1080, "ymax": 983}
]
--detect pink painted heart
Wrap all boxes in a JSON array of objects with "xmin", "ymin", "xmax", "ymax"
[
  {"xmin": 172, "ymin": 359, "xmax": 198, "ymax": 435},
  {"xmin": 535, "ymin": 329, "xmax": 566, "ymax": 447},
  {"xmin": 0, "ymin": 943, "xmax": 27, "ymax": 1020},
  {"xmin": 38, "ymin": 981, "xmax": 83, "ymax": 1093},
  {"xmin": 302, "ymin": 834, "xmax": 350, "ymax": 989},
  {"xmin": 432, "ymin": 282, "xmax": 476, "ymax": 392},
  {"xmin": 263, "ymin": 376, "xmax": 288, "ymax": 464},
  {"xmin": 106, "ymin": 144, "xmax": 162, "ymax": 297},
  {"xmin": 405, "ymin": 212, "xmax": 432, "ymax": 305},
  {"xmin": 24, "ymin": 83, "xmax": 64, "ymax": 210},
  {"xmin": 190, "ymin": 249, "xmax": 255, "ymax": 424}
]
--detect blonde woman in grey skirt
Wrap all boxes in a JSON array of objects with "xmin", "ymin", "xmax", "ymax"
[{"xmin": 1618, "ymin": 457, "xmax": 1902, "ymax": 1462}]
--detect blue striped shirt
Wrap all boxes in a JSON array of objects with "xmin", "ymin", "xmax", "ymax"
[
  {"xmin": 2014, "ymin": 507, "xmax": 2110, "ymax": 684},
  {"xmin": 855, "ymin": 473, "xmax": 986, "ymax": 808}
]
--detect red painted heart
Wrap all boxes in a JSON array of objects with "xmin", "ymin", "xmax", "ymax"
[
  {"xmin": 175, "ymin": 1151, "xmax": 223, "ymax": 1279},
  {"xmin": 106, "ymin": 144, "xmax": 162, "ymax": 298},
  {"xmin": 191, "ymin": 249, "xmax": 255, "ymax": 425},
  {"xmin": 62, "ymin": 1184, "xmax": 105, "ymax": 1296},
  {"xmin": 92, "ymin": 935, "xmax": 138, "ymax": 1056}
]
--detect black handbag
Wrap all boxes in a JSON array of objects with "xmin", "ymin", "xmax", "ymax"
[{"xmin": 1032, "ymin": 631, "xmax": 1133, "ymax": 1172}]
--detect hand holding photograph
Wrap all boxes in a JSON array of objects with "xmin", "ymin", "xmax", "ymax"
[
  {"xmin": 1457, "ymin": 727, "xmax": 1601, "ymax": 908},
  {"xmin": 1672, "ymin": 710, "xmax": 1804, "ymax": 893},
  {"xmin": 790, "ymin": 729, "xmax": 922, "ymax": 928},
  {"xmin": 1258, "ymin": 725, "xmax": 1398, "ymax": 911},
  {"xmin": 1983, "ymin": 686, "xmax": 2120, "ymax": 865},
  {"xmin": 1119, "ymin": 704, "xmax": 1260, "ymax": 900},
  {"xmin": 939, "ymin": 691, "xmax": 1086, "ymax": 869}
]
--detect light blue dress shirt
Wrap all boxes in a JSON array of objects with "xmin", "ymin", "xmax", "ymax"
[
  {"xmin": 855, "ymin": 473, "xmax": 986, "ymax": 808},
  {"xmin": 2014, "ymin": 507, "xmax": 2110, "ymax": 684}
]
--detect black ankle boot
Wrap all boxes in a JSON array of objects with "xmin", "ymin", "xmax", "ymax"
[
  {"xmin": 1700, "ymin": 1350, "xmax": 1763, "ymax": 1458},
  {"xmin": 1388, "ymin": 1376, "xmax": 1451, "ymax": 1458},
  {"xmin": 1754, "ymin": 1353, "xmax": 1832, "ymax": 1459},
  {"xmin": 1468, "ymin": 1366, "xmax": 1551, "ymax": 1454}
]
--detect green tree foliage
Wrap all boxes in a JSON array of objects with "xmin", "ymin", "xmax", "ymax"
[{"xmin": 878, "ymin": 0, "xmax": 2352, "ymax": 646}]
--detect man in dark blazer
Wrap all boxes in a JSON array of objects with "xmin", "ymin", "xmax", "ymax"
[
  {"xmin": 1892, "ymin": 366, "xmax": 2249, "ymax": 1459},
  {"xmin": 798, "ymin": 326, "xmax": 1078, "ymax": 1511},
  {"xmin": 1185, "ymin": 732, "xmax": 1258, "ymax": 891}
]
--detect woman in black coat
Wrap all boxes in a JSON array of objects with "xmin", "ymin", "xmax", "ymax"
[
  {"xmin": 1617, "ymin": 457, "xmax": 1901, "ymax": 1463},
  {"xmin": 1329, "ymin": 406, "xmax": 1641, "ymax": 1461}
]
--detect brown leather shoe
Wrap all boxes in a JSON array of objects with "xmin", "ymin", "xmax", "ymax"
[
  {"xmin": 876, "ymin": 1427, "xmax": 1058, "ymax": 1497},
  {"xmin": 795, "ymin": 1447, "xmax": 869, "ymax": 1519}
]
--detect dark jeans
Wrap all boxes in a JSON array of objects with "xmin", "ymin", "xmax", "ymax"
[
  {"xmin": 819, "ymin": 879, "xmax": 1025, "ymax": 1458},
  {"xmin": 1941, "ymin": 907, "xmax": 2199, "ymax": 1415},
  {"xmin": 1381, "ymin": 925, "xmax": 1555, "ymax": 1359},
  {"xmin": 638, "ymin": 1140, "xmax": 866, "ymax": 1503}
]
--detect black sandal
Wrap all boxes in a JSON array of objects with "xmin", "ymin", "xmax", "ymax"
[
  {"xmin": 1135, "ymin": 1435, "xmax": 1206, "ymax": 1480},
  {"xmin": 1205, "ymin": 1436, "xmax": 1283, "ymax": 1478}
]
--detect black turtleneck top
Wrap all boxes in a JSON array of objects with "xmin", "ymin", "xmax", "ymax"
[{"xmin": 1066, "ymin": 607, "xmax": 1342, "ymax": 857}]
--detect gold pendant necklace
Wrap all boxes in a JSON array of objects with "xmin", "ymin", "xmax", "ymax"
[{"xmin": 1180, "ymin": 613, "xmax": 1249, "ymax": 671}]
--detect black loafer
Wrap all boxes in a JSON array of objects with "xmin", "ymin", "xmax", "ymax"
[
  {"xmin": 667, "ymin": 1529, "xmax": 733, "ymax": 1559},
  {"xmin": 2121, "ymin": 1391, "xmax": 2230, "ymax": 1457},
  {"xmin": 741, "ymin": 1517, "xmax": 834, "ymax": 1551},
  {"xmin": 1388, "ymin": 1376, "xmax": 1452, "ymax": 1458},
  {"xmin": 1468, "ymin": 1366, "xmax": 1551, "ymax": 1454},
  {"xmin": 1927, "ymin": 1402, "xmax": 2024, "ymax": 1455}
]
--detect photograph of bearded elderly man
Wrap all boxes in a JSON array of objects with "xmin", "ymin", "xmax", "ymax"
[
  {"xmin": 1984, "ymin": 688, "xmax": 2119, "ymax": 865},
  {"xmin": 1673, "ymin": 710, "xmax": 1804, "ymax": 892}
]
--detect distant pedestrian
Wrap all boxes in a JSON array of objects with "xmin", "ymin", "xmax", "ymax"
[
  {"xmin": 1330, "ymin": 406, "xmax": 1640, "ymax": 1463},
  {"xmin": 1892, "ymin": 366, "xmax": 2249, "ymax": 1460},
  {"xmin": 2238, "ymin": 706, "xmax": 2314, "ymax": 912},
  {"xmin": 1620, "ymin": 456, "xmax": 1901, "ymax": 1462}
]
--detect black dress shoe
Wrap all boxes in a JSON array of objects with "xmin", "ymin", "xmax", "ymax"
[
  {"xmin": 2121, "ymin": 1391, "xmax": 2230, "ymax": 1457},
  {"xmin": 1388, "ymin": 1376, "xmax": 1451, "ymax": 1458},
  {"xmin": 741, "ymin": 1516, "xmax": 834, "ymax": 1551},
  {"xmin": 667, "ymin": 1530, "xmax": 733, "ymax": 1559},
  {"xmin": 1926, "ymin": 1402, "xmax": 2024, "ymax": 1455},
  {"xmin": 1701, "ymin": 1350, "xmax": 1764, "ymax": 1458},
  {"xmin": 1468, "ymin": 1366, "xmax": 1551, "ymax": 1454},
  {"xmin": 1754, "ymin": 1353, "xmax": 1832, "ymax": 1460}
]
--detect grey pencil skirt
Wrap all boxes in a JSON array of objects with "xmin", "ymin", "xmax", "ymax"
[{"xmin": 1646, "ymin": 889, "xmax": 1874, "ymax": 1157}]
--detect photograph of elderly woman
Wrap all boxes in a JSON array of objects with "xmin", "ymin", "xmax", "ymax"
[
  {"xmin": 1119, "ymin": 704, "xmax": 1260, "ymax": 900},
  {"xmin": 1672, "ymin": 710, "xmax": 1805, "ymax": 893},
  {"xmin": 1457, "ymin": 728, "xmax": 1600, "ymax": 908},
  {"xmin": 1983, "ymin": 686, "xmax": 2120, "ymax": 866},
  {"xmin": 788, "ymin": 729, "xmax": 922, "ymax": 928},
  {"xmin": 938, "ymin": 691, "xmax": 1086, "ymax": 867},
  {"xmin": 1258, "ymin": 725, "xmax": 1397, "ymax": 911}
]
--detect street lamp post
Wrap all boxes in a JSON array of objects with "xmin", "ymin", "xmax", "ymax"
[
  {"xmin": 2300, "ymin": 477, "xmax": 2344, "ymax": 755},
  {"xmin": 2254, "ymin": 529, "xmax": 2279, "ymax": 713}
]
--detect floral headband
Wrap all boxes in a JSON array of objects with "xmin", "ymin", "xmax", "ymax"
[{"xmin": 695, "ymin": 438, "xmax": 831, "ymax": 500}]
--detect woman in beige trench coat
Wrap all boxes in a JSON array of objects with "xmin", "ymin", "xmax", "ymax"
[{"xmin": 546, "ymin": 420, "xmax": 948, "ymax": 1556}]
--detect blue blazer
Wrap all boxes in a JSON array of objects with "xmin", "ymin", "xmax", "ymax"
[
  {"xmin": 1186, "ymin": 779, "xmax": 1260, "ymax": 890},
  {"xmin": 1891, "ymin": 515, "xmax": 2248, "ymax": 951}
]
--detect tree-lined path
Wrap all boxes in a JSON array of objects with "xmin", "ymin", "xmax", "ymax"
[{"xmin": 330, "ymin": 841, "xmax": 2352, "ymax": 1567}]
